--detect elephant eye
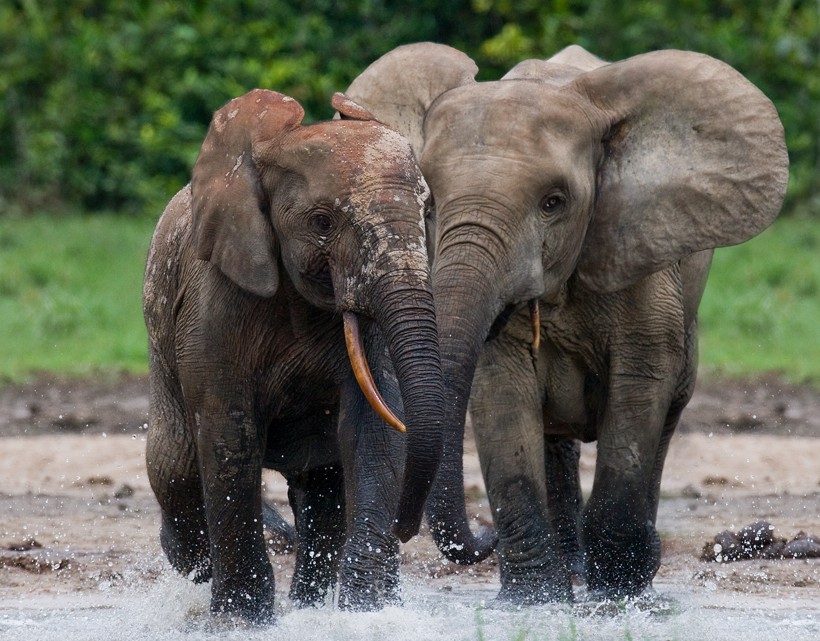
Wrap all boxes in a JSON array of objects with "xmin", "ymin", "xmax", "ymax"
[
  {"xmin": 539, "ymin": 193, "xmax": 565, "ymax": 214},
  {"xmin": 311, "ymin": 212, "xmax": 334, "ymax": 235}
]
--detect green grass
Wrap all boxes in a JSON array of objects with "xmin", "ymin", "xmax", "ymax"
[
  {"xmin": 0, "ymin": 211, "xmax": 817, "ymax": 385},
  {"xmin": 698, "ymin": 213, "xmax": 820, "ymax": 384},
  {"xmin": 0, "ymin": 213, "xmax": 157, "ymax": 382}
]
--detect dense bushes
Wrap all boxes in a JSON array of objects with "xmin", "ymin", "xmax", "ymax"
[{"xmin": 1, "ymin": 1, "xmax": 817, "ymax": 215}]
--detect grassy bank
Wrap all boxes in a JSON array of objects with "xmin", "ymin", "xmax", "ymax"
[
  {"xmin": 698, "ymin": 213, "xmax": 820, "ymax": 384},
  {"xmin": 0, "ymin": 213, "xmax": 156, "ymax": 381},
  {"xmin": 0, "ymin": 212, "xmax": 817, "ymax": 384}
]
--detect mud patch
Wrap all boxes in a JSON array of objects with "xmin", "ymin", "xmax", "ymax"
[{"xmin": 0, "ymin": 374, "xmax": 818, "ymax": 639}]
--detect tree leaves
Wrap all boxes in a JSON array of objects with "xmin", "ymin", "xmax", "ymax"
[{"xmin": 0, "ymin": 1, "xmax": 816, "ymax": 215}]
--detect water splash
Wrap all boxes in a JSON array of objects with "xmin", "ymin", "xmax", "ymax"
[{"xmin": 1, "ymin": 570, "xmax": 818, "ymax": 641}]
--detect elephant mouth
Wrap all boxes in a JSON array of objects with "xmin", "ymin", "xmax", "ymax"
[
  {"xmin": 486, "ymin": 303, "xmax": 521, "ymax": 342},
  {"xmin": 486, "ymin": 299, "xmax": 541, "ymax": 350},
  {"xmin": 302, "ymin": 267, "xmax": 334, "ymax": 298}
]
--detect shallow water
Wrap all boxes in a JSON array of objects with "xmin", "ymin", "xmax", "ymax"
[{"xmin": 2, "ymin": 573, "xmax": 817, "ymax": 641}]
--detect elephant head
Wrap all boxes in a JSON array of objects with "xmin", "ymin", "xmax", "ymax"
[
  {"xmin": 345, "ymin": 43, "xmax": 788, "ymax": 563},
  {"xmin": 189, "ymin": 89, "xmax": 443, "ymax": 543}
]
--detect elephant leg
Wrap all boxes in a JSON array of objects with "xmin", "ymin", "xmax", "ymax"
[
  {"xmin": 262, "ymin": 499, "xmax": 297, "ymax": 552},
  {"xmin": 336, "ymin": 367, "xmax": 403, "ymax": 611},
  {"xmin": 582, "ymin": 378, "xmax": 673, "ymax": 598},
  {"xmin": 543, "ymin": 436, "xmax": 584, "ymax": 580},
  {"xmin": 646, "ymin": 322, "xmax": 699, "ymax": 527},
  {"xmin": 196, "ymin": 409, "xmax": 275, "ymax": 622},
  {"xmin": 146, "ymin": 365, "xmax": 211, "ymax": 581},
  {"xmin": 288, "ymin": 464, "xmax": 346, "ymax": 607},
  {"xmin": 471, "ymin": 338, "xmax": 572, "ymax": 604}
]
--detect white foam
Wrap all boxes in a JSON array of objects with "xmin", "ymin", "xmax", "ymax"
[{"xmin": 1, "ymin": 571, "xmax": 818, "ymax": 641}]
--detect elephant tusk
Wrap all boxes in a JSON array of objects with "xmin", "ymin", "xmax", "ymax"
[
  {"xmin": 528, "ymin": 299, "xmax": 541, "ymax": 353},
  {"xmin": 343, "ymin": 311, "xmax": 407, "ymax": 433}
]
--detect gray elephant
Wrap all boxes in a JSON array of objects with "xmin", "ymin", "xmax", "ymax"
[
  {"xmin": 345, "ymin": 43, "xmax": 788, "ymax": 602},
  {"xmin": 143, "ymin": 89, "xmax": 445, "ymax": 622}
]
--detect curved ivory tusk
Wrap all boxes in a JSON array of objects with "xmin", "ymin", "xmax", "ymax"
[
  {"xmin": 528, "ymin": 299, "xmax": 541, "ymax": 353},
  {"xmin": 343, "ymin": 311, "xmax": 407, "ymax": 433}
]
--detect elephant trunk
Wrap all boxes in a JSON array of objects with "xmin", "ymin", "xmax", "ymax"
[
  {"xmin": 425, "ymin": 266, "xmax": 500, "ymax": 564},
  {"xmin": 370, "ymin": 282, "xmax": 446, "ymax": 543}
]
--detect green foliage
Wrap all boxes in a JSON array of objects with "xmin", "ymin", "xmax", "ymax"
[
  {"xmin": 698, "ymin": 214, "xmax": 820, "ymax": 383},
  {"xmin": 473, "ymin": 0, "xmax": 820, "ymax": 211},
  {"xmin": 1, "ymin": 1, "xmax": 817, "ymax": 215},
  {"xmin": 0, "ymin": 212, "xmax": 155, "ymax": 381}
]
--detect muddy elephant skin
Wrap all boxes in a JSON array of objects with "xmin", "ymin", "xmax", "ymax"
[{"xmin": 143, "ymin": 89, "xmax": 445, "ymax": 621}]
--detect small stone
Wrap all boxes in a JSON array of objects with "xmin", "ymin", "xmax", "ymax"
[
  {"xmin": 114, "ymin": 484, "xmax": 135, "ymax": 499},
  {"xmin": 782, "ymin": 538, "xmax": 820, "ymax": 558},
  {"xmin": 738, "ymin": 520, "xmax": 774, "ymax": 554}
]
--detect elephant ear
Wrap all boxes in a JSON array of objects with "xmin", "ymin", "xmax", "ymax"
[
  {"xmin": 344, "ymin": 42, "xmax": 478, "ymax": 157},
  {"xmin": 191, "ymin": 89, "xmax": 305, "ymax": 297},
  {"xmin": 568, "ymin": 50, "xmax": 788, "ymax": 293},
  {"xmin": 331, "ymin": 92, "xmax": 377, "ymax": 121}
]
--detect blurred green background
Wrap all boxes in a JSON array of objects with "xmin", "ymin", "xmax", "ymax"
[{"xmin": 0, "ymin": 1, "xmax": 817, "ymax": 383}]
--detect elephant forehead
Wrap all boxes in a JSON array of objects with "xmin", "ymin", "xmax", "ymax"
[
  {"xmin": 425, "ymin": 81, "xmax": 597, "ymax": 156},
  {"xmin": 280, "ymin": 121, "xmax": 420, "ymax": 179},
  {"xmin": 277, "ymin": 122, "xmax": 429, "ymax": 226}
]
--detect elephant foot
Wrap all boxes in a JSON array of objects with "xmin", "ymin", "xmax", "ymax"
[
  {"xmin": 337, "ymin": 529, "xmax": 401, "ymax": 611},
  {"xmin": 583, "ymin": 519, "xmax": 661, "ymax": 598},
  {"xmin": 289, "ymin": 570, "xmax": 337, "ymax": 608},
  {"xmin": 495, "ymin": 576, "xmax": 573, "ymax": 606},
  {"xmin": 210, "ymin": 564, "xmax": 276, "ymax": 624},
  {"xmin": 159, "ymin": 518, "xmax": 212, "ymax": 582},
  {"xmin": 338, "ymin": 565, "xmax": 401, "ymax": 611},
  {"xmin": 338, "ymin": 586, "xmax": 401, "ymax": 612},
  {"xmin": 574, "ymin": 585, "xmax": 678, "ymax": 616},
  {"xmin": 495, "ymin": 540, "xmax": 574, "ymax": 605},
  {"xmin": 569, "ymin": 565, "xmax": 585, "ymax": 587}
]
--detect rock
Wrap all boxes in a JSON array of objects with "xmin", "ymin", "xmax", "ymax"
[
  {"xmin": 702, "ymin": 521, "xmax": 820, "ymax": 562},
  {"xmin": 738, "ymin": 520, "xmax": 775, "ymax": 554},
  {"xmin": 113, "ymin": 483, "xmax": 135, "ymax": 499},
  {"xmin": 758, "ymin": 539, "xmax": 787, "ymax": 559},
  {"xmin": 701, "ymin": 530, "xmax": 741, "ymax": 562},
  {"xmin": 5, "ymin": 538, "xmax": 42, "ymax": 552},
  {"xmin": 782, "ymin": 537, "xmax": 820, "ymax": 558}
]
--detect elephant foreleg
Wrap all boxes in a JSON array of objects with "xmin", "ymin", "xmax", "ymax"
[
  {"xmin": 196, "ymin": 409, "xmax": 275, "ymax": 622},
  {"xmin": 543, "ymin": 436, "xmax": 584, "ymax": 580},
  {"xmin": 471, "ymin": 337, "xmax": 572, "ymax": 604},
  {"xmin": 288, "ymin": 464, "xmax": 346, "ymax": 607},
  {"xmin": 647, "ymin": 316, "xmax": 699, "ymax": 524},
  {"xmin": 582, "ymin": 376, "xmax": 672, "ymax": 598}
]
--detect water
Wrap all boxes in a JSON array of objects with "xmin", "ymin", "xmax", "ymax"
[{"xmin": 1, "ymin": 573, "xmax": 817, "ymax": 641}]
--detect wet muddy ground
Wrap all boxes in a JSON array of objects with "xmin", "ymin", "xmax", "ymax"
[{"xmin": 0, "ymin": 374, "xmax": 818, "ymax": 640}]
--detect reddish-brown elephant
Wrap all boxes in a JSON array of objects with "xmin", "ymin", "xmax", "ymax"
[{"xmin": 143, "ymin": 89, "xmax": 444, "ymax": 621}]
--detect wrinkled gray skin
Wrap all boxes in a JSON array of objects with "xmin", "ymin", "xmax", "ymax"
[
  {"xmin": 346, "ymin": 43, "xmax": 788, "ymax": 602},
  {"xmin": 143, "ymin": 89, "xmax": 444, "ymax": 622}
]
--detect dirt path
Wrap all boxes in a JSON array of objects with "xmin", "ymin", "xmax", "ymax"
[{"xmin": 0, "ymin": 374, "xmax": 818, "ymax": 637}]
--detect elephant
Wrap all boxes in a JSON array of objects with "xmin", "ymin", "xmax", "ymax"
[
  {"xmin": 142, "ymin": 88, "xmax": 445, "ymax": 622},
  {"xmin": 345, "ymin": 43, "xmax": 788, "ymax": 602}
]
